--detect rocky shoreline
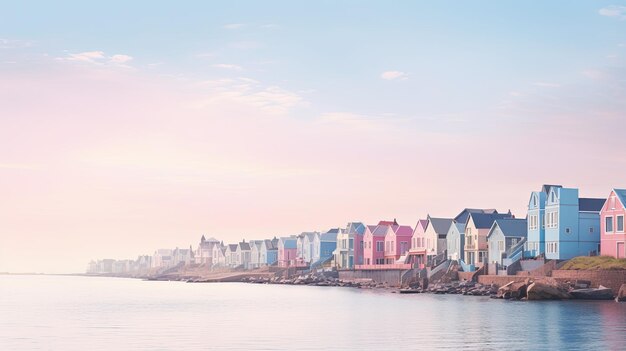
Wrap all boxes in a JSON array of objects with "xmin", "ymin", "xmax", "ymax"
[{"xmin": 237, "ymin": 272, "xmax": 626, "ymax": 302}]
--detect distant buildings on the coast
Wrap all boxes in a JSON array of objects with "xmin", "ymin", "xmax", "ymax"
[{"xmin": 87, "ymin": 184, "xmax": 626, "ymax": 275}]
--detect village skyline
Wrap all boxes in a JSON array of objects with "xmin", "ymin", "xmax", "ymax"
[{"xmin": 2, "ymin": 2, "xmax": 626, "ymax": 274}]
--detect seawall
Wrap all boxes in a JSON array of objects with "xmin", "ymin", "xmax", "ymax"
[{"xmin": 338, "ymin": 269, "xmax": 407, "ymax": 287}]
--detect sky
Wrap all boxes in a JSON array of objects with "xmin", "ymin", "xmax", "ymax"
[{"xmin": 1, "ymin": 1, "xmax": 625, "ymax": 273}]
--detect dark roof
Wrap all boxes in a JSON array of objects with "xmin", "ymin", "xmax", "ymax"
[
  {"xmin": 428, "ymin": 217, "xmax": 454, "ymax": 235},
  {"xmin": 579, "ymin": 198, "xmax": 605, "ymax": 212},
  {"xmin": 454, "ymin": 208, "xmax": 498, "ymax": 224},
  {"xmin": 228, "ymin": 244, "xmax": 238, "ymax": 251},
  {"xmin": 542, "ymin": 184, "xmax": 562, "ymax": 194},
  {"xmin": 493, "ymin": 218, "xmax": 527, "ymax": 238},
  {"xmin": 469, "ymin": 212, "xmax": 514, "ymax": 229},
  {"xmin": 326, "ymin": 228, "xmax": 341, "ymax": 234},
  {"xmin": 238, "ymin": 242, "xmax": 251, "ymax": 250}
]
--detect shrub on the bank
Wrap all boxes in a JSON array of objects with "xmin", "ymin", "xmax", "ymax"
[{"xmin": 561, "ymin": 256, "xmax": 626, "ymax": 270}]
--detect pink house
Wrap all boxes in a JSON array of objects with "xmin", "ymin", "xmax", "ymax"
[
  {"xmin": 278, "ymin": 237, "xmax": 298, "ymax": 267},
  {"xmin": 384, "ymin": 224, "xmax": 414, "ymax": 264},
  {"xmin": 363, "ymin": 221, "xmax": 396, "ymax": 265},
  {"xmin": 600, "ymin": 189, "xmax": 626, "ymax": 259},
  {"xmin": 407, "ymin": 219, "xmax": 429, "ymax": 269}
]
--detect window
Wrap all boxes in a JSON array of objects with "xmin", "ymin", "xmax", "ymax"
[
  {"xmin": 618, "ymin": 216, "xmax": 624, "ymax": 232},
  {"xmin": 606, "ymin": 216, "xmax": 614, "ymax": 233},
  {"xmin": 565, "ymin": 228, "xmax": 571, "ymax": 234},
  {"xmin": 376, "ymin": 241, "xmax": 383, "ymax": 252},
  {"xmin": 498, "ymin": 241, "xmax": 504, "ymax": 251},
  {"xmin": 589, "ymin": 227, "xmax": 594, "ymax": 233}
]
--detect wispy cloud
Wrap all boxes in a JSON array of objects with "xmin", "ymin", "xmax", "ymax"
[
  {"xmin": 381, "ymin": 71, "xmax": 407, "ymax": 81},
  {"xmin": 60, "ymin": 51, "xmax": 134, "ymax": 66},
  {"xmin": 191, "ymin": 78, "xmax": 304, "ymax": 115},
  {"xmin": 223, "ymin": 23, "xmax": 246, "ymax": 30},
  {"xmin": 599, "ymin": 5, "xmax": 626, "ymax": 20},
  {"xmin": 109, "ymin": 54, "xmax": 133, "ymax": 64},
  {"xmin": 212, "ymin": 63, "xmax": 243, "ymax": 71}
]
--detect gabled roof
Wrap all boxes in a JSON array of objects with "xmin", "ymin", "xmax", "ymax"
[
  {"xmin": 326, "ymin": 228, "xmax": 341, "ymax": 234},
  {"xmin": 228, "ymin": 244, "xmax": 238, "ymax": 252},
  {"xmin": 469, "ymin": 212, "xmax": 513, "ymax": 229},
  {"xmin": 415, "ymin": 219, "xmax": 428, "ymax": 231},
  {"xmin": 542, "ymin": 184, "xmax": 562, "ymax": 194},
  {"xmin": 372, "ymin": 225, "xmax": 390, "ymax": 237},
  {"xmin": 303, "ymin": 232, "xmax": 318, "ymax": 241},
  {"xmin": 264, "ymin": 239, "xmax": 278, "ymax": 250},
  {"xmin": 612, "ymin": 189, "xmax": 626, "ymax": 209},
  {"xmin": 321, "ymin": 231, "xmax": 338, "ymax": 241},
  {"xmin": 491, "ymin": 218, "xmax": 527, "ymax": 238},
  {"xmin": 449, "ymin": 222, "xmax": 465, "ymax": 234},
  {"xmin": 280, "ymin": 237, "xmax": 297, "ymax": 249},
  {"xmin": 579, "ymin": 198, "xmax": 605, "ymax": 212},
  {"xmin": 366, "ymin": 225, "xmax": 378, "ymax": 233},
  {"xmin": 428, "ymin": 217, "xmax": 454, "ymax": 235},
  {"xmin": 346, "ymin": 222, "xmax": 366, "ymax": 235},
  {"xmin": 453, "ymin": 209, "xmax": 497, "ymax": 224},
  {"xmin": 238, "ymin": 242, "xmax": 251, "ymax": 251},
  {"xmin": 378, "ymin": 219, "xmax": 398, "ymax": 226},
  {"xmin": 393, "ymin": 225, "xmax": 414, "ymax": 236}
]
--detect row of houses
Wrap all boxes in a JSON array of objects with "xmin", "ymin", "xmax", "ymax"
[
  {"xmin": 87, "ymin": 255, "xmax": 152, "ymax": 274},
  {"xmin": 88, "ymin": 184, "xmax": 626, "ymax": 274}
]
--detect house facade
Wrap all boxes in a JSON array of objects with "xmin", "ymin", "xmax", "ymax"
[
  {"xmin": 334, "ymin": 222, "xmax": 366, "ymax": 269},
  {"xmin": 464, "ymin": 212, "xmax": 514, "ymax": 267},
  {"xmin": 262, "ymin": 238, "xmax": 279, "ymax": 265},
  {"xmin": 423, "ymin": 216, "xmax": 454, "ymax": 265},
  {"xmin": 526, "ymin": 185, "xmax": 561, "ymax": 257},
  {"xmin": 236, "ymin": 241, "xmax": 251, "ymax": 268},
  {"xmin": 278, "ymin": 237, "xmax": 297, "ymax": 267},
  {"xmin": 225, "ymin": 244, "xmax": 238, "ymax": 267},
  {"xmin": 249, "ymin": 240, "xmax": 263, "ymax": 269},
  {"xmin": 544, "ymin": 187, "xmax": 604, "ymax": 260},
  {"xmin": 363, "ymin": 222, "xmax": 390, "ymax": 265},
  {"xmin": 195, "ymin": 235, "xmax": 220, "ymax": 265},
  {"xmin": 407, "ymin": 219, "xmax": 429, "ymax": 269},
  {"xmin": 446, "ymin": 222, "xmax": 465, "ymax": 260},
  {"xmin": 487, "ymin": 218, "xmax": 528, "ymax": 266},
  {"xmin": 314, "ymin": 229, "xmax": 339, "ymax": 267},
  {"xmin": 212, "ymin": 244, "xmax": 226, "ymax": 267},
  {"xmin": 383, "ymin": 225, "xmax": 414, "ymax": 264},
  {"xmin": 600, "ymin": 189, "xmax": 626, "ymax": 258}
]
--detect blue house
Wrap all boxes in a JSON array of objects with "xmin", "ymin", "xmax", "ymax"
[
  {"xmin": 544, "ymin": 186, "xmax": 605, "ymax": 260},
  {"xmin": 526, "ymin": 184, "xmax": 561, "ymax": 257},
  {"xmin": 264, "ymin": 238, "xmax": 279, "ymax": 265},
  {"xmin": 311, "ymin": 229, "xmax": 339, "ymax": 268},
  {"xmin": 487, "ymin": 218, "xmax": 528, "ymax": 266}
]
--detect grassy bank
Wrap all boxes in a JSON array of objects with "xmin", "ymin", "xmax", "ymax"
[{"xmin": 561, "ymin": 256, "xmax": 626, "ymax": 270}]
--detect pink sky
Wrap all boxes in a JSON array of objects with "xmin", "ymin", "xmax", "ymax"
[{"xmin": 1, "ymin": 51, "xmax": 625, "ymax": 273}]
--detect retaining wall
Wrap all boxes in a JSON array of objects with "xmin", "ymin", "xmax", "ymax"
[
  {"xmin": 339, "ymin": 269, "xmax": 407, "ymax": 287},
  {"xmin": 551, "ymin": 270, "xmax": 626, "ymax": 295}
]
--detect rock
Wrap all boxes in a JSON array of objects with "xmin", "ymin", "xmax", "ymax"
[
  {"xmin": 616, "ymin": 284, "xmax": 626, "ymax": 302},
  {"xmin": 527, "ymin": 282, "xmax": 571, "ymax": 300},
  {"xmin": 570, "ymin": 285, "xmax": 614, "ymax": 300}
]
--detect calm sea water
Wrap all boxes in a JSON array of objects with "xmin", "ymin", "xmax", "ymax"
[{"xmin": 1, "ymin": 275, "xmax": 624, "ymax": 350}]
